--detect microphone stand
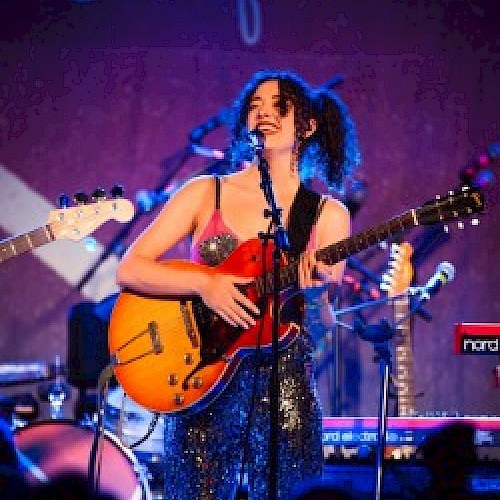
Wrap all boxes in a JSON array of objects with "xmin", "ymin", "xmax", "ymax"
[
  {"xmin": 353, "ymin": 318, "xmax": 394, "ymax": 500},
  {"xmin": 255, "ymin": 146, "xmax": 289, "ymax": 500},
  {"xmin": 335, "ymin": 290, "xmax": 428, "ymax": 500}
]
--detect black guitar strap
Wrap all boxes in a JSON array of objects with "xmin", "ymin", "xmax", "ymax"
[{"xmin": 286, "ymin": 183, "xmax": 325, "ymax": 257}]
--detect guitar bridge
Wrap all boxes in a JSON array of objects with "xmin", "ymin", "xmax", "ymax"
[{"xmin": 113, "ymin": 321, "xmax": 163, "ymax": 366}]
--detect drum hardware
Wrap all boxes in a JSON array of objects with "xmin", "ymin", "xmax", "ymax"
[
  {"xmin": 37, "ymin": 356, "xmax": 71, "ymax": 420},
  {"xmin": 1, "ymin": 393, "xmax": 39, "ymax": 429},
  {"xmin": 0, "ymin": 361, "xmax": 51, "ymax": 386}
]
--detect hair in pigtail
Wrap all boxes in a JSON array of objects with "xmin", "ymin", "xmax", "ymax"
[{"xmin": 305, "ymin": 89, "xmax": 361, "ymax": 192}]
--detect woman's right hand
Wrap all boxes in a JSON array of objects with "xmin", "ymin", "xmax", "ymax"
[{"xmin": 199, "ymin": 272, "xmax": 260, "ymax": 329}]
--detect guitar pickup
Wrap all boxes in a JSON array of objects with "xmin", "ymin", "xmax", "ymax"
[{"xmin": 148, "ymin": 321, "xmax": 163, "ymax": 354}]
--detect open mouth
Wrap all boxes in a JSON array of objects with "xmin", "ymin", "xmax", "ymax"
[{"xmin": 257, "ymin": 122, "xmax": 278, "ymax": 132}]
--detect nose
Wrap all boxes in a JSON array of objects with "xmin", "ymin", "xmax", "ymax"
[
  {"xmin": 256, "ymin": 107, "xmax": 270, "ymax": 119},
  {"xmin": 255, "ymin": 101, "xmax": 273, "ymax": 119}
]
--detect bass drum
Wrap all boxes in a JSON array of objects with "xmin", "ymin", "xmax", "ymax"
[{"xmin": 14, "ymin": 420, "xmax": 151, "ymax": 500}]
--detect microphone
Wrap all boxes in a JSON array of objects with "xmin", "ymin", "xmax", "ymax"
[
  {"xmin": 190, "ymin": 129, "xmax": 265, "ymax": 165},
  {"xmin": 190, "ymin": 144, "xmax": 226, "ymax": 160},
  {"xmin": 135, "ymin": 184, "xmax": 177, "ymax": 213},
  {"xmin": 229, "ymin": 128, "xmax": 265, "ymax": 164},
  {"xmin": 419, "ymin": 261, "xmax": 455, "ymax": 300}
]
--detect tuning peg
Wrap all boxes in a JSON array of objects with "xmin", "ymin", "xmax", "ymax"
[
  {"xmin": 58, "ymin": 193, "xmax": 70, "ymax": 209},
  {"xmin": 110, "ymin": 184, "xmax": 124, "ymax": 198},
  {"xmin": 381, "ymin": 273, "xmax": 391, "ymax": 284},
  {"xmin": 471, "ymin": 218, "xmax": 480, "ymax": 226},
  {"xmin": 388, "ymin": 259, "xmax": 401, "ymax": 274},
  {"xmin": 92, "ymin": 187, "xmax": 107, "ymax": 201},
  {"xmin": 457, "ymin": 221, "xmax": 464, "ymax": 230},
  {"xmin": 73, "ymin": 191, "xmax": 89, "ymax": 205}
]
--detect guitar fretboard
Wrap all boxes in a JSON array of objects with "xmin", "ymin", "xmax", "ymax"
[
  {"xmin": 394, "ymin": 296, "xmax": 416, "ymax": 417},
  {"xmin": 254, "ymin": 210, "xmax": 416, "ymax": 298},
  {"xmin": 0, "ymin": 225, "xmax": 53, "ymax": 263}
]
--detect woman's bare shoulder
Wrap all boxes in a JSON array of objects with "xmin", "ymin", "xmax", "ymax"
[
  {"xmin": 316, "ymin": 195, "xmax": 351, "ymax": 243},
  {"xmin": 321, "ymin": 195, "xmax": 350, "ymax": 219}
]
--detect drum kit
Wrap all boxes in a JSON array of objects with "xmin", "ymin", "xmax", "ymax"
[{"xmin": 0, "ymin": 360, "xmax": 164, "ymax": 500}]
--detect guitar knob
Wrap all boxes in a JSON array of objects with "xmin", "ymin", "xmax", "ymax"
[
  {"xmin": 110, "ymin": 184, "xmax": 124, "ymax": 198},
  {"xmin": 184, "ymin": 353, "xmax": 194, "ymax": 365},
  {"xmin": 168, "ymin": 374, "xmax": 178, "ymax": 386},
  {"xmin": 92, "ymin": 187, "xmax": 107, "ymax": 201},
  {"xmin": 58, "ymin": 193, "xmax": 70, "ymax": 209},
  {"xmin": 192, "ymin": 377, "xmax": 203, "ymax": 389},
  {"xmin": 173, "ymin": 394, "xmax": 184, "ymax": 406},
  {"xmin": 73, "ymin": 191, "xmax": 89, "ymax": 205}
]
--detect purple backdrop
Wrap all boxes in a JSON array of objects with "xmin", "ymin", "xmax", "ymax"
[{"xmin": 0, "ymin": 1, "xmax": 498, "ymax": 418}]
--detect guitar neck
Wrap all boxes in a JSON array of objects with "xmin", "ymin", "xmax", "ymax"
[
  {"xmin": 393, "ymin": 296, "xmax": 416, "ymax": 416},
  {"xmin": 0, "ymin": 225, "xmax": 54, "ymax": 263},
  {"xmin": 255, "ymin": 210, "xmax": 416, "ymax": 298}
]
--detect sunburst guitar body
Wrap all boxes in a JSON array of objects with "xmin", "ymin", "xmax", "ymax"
[{"xmin": 108, "ymin": 239, "xmax": 301, "ymax": 414}]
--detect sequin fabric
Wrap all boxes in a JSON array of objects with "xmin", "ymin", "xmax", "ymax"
[{"xmin": 163, "ymin": 230, "xmax": 323, "ymax": 500}]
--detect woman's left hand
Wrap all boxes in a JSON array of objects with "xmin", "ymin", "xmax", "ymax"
[{"xmin": 298, "ymin": 251, "xmax": 334, "ymax": 298}]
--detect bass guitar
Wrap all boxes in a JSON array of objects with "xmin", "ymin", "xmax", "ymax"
[
  {"xmin": 108, "ymin": 186, "xmax": 484, "ymax": 414},
  {"xmin": 0, "ymin": 197, "xmax": 134, "ymax": 263}
]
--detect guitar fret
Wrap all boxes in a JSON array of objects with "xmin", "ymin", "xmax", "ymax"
[
  {"xmin": 255, "ymin": 276, "xmax": 264, "ymax": 298},
  {"xmin": 386, "ymin": 240, "xmax": 417, "ymax": 418},
  {"xmin": 0, "ymin": 225, "xmax": 54, "ymax": 263},
  {"xmin": 44, "ymin": 225, "xmax": 53, "ymax": 241}
]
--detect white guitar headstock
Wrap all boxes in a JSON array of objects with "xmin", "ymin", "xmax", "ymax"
[
  {"xmin": 380, "ymin": 242, "xmax": 414, "ymax": 297},
  {"xmin": 48, "ymin": 190, "xmax": 134, "ymax": 241}
]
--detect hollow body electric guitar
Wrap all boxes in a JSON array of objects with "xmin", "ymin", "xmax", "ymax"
[
  {"xmin": 0, "ymin": 197, "xmax": 134, "ymax": 263},
  {"xmin": 108, "ymin": 187, "xmax": 484, "ymax": 414}
]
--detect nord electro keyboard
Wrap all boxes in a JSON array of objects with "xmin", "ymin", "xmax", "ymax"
[
  {"xmin": 454, "ymin": 322, "xmax": 500, "ymax": 355},
  {"xmin": 322, "ymin": 416, "xmax": 500, "ymax": 447}
]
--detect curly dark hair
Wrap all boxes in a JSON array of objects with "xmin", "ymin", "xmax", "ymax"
[{"xmin": 230, "ymin": 70, "xmax": 361, "ymax": 192}]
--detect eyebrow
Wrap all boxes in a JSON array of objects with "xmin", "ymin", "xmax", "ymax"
[{"xmin": 250, "ymin": 94, "xmax": 281, "ymax": 102}]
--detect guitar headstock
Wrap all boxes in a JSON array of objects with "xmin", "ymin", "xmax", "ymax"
[
  {"xmin": 48, "ymin": 196, "xmax": 134, "ymax": 241},
  {"xmin": 380, "ymin": 242, "xmax": 414, "ymax": 297},
  {"xmin": 416, "ymin": 186, "xmax": 484, "ymax": 226}
]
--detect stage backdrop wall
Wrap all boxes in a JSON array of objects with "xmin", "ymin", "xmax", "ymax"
[{"xmin": 0, "ymin": 1, "xmax": 498, "ymax": 418}]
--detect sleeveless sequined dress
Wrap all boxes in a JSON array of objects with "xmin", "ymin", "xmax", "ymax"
[{"xmin": 163, "ymin": 180, "xmax": 324, "ymax": 500}]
